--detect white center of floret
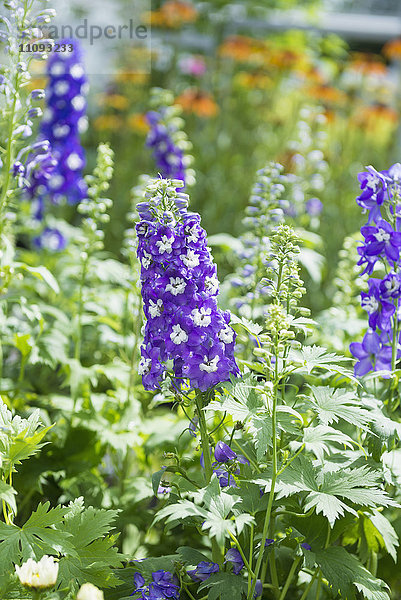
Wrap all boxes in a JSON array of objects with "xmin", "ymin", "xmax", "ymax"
[
  {"xmin": 156, "ymin": 235, "xmax": 173, "ymax": 254},
  {"xmin": 141, "ymin": 251, "xmax": 152, "ymax": 269},
  {"xmin": 181, "ymin": 250, "xmax": 200, "ymax": 268},
  {"xmin": 205, "ymin": 275, "xmax": 219, "ymax": 294},
  {"xmin": 48, "ymin": 175, "xmax": 64, "ymax": 190},
  {"xmin": 166, "ymin": 153, "xmax": 181, "ymax": 166},
  {"xmin": 66, "ymin": 153, "xmax": 83, "ymax": 170},
  {"xmin": 192, "ymin": 307, "xmax": 212, "ymax": 327},
  {"xmin": 72, "ymin": 95, "xmax": 86, "ymax": 111},
  {"xmin": 166, "ymin": 277, "xmax": 186, "ymax": 295},
  {"xmin": 199, "ymin": 355, "xmax": 219, "ymax": 373},
  {"xmin": 70, "ymin": 63, "xmax": 84, "ymax": 79},
  {"xmin": 50, "ymin": 63, "xmax": 65, "ymax": 76},
  {"xmin": 54, "ymin": 81, "xmax": 69, "ymax": 96},
  {"xmin": 170, "ymin": 324, "xmax": 188, "ymax": 345},
  {"xmin": 218, "ymin": 325, "xmax": 234, "ymax": 344},
  {"xmin": 366, "ymin": 172, "xmax": 381, "ymax": 190},
  {"xmin": 78, "ymin": 117, "xmax": 88, "ymax": 133},
  {"xmin": 53, "ymin": 124, "xmax": 70, "ymax": 138},
  {"xmin": 374, "ymin": 228, "xmax": 390, "ymax": 243},
  {"xmin": 361, "ymin": 297, "xmax": 379, "ymax": 314},
  {"xmin": 186, "ymin": 224, "xmax": 199, "ymax": 243},
  {"xmin": 138, "ymin": 358, "xmax": 151, "ymax": 375},
  {"xmin": 383, "ymin": 277, "xmax": 399, "ymax": 294},
  {"xmin": 149, "ymin": 299, "xmax": 163, "ymax": 318}
]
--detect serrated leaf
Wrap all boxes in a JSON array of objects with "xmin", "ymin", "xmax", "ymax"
[
  {"xmin": 229, "ymin": 314, "xmax": 263, "ymax": 336},
  {"xmin": 199, "ymin": 572, "xmax": 248, "ymax": 600},
  {"xmin": 316, "ymin": 546, "xmax": 389, "ymax": 600},
  {"xmin": 291, "ymin": 425, "xmax": 355, "ymax": 461},
  {"xmin": 369, "ymin": 510, "xmax": 399, "ymax": 562},
  {"xmin": 209, "ymin": 373, "xmax": 259, "ymax": 423},
  {"xmin": 309, "ymin": 386, "xmax": 371, "ymax": 429}
]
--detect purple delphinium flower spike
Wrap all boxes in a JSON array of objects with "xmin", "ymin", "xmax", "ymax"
[
  {"xmin": 136, "ymin": 178, "xmax": 238, "ymax": 392},
  {"xmin": 145, "ymin": 88, "xmax": 194, "ymax": 188},
  {"xmin": 352, "ymin": 163, "xmax": 401, "ymax": 376},
  {"xmin": 39, "ymin": 38, "xmax": 88, "ymax": 204}
]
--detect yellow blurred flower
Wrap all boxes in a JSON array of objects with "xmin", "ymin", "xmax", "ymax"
[
  {"xmin": 235, "ymin": 70, "xmax": 272, "ymax": 89},
  {"xmin": 114, "ymin": 72, "xmax": 150, "ymax": 85},
  {"xmin": 93, "ymin": 115, "xmax": 123, "ymax": 131},
  {"xmin": 355, "ymin": 103, "xmax": 398, "ymax": 130},
  {"xmin": 102, "ymin": 94, "xmax": 129, "ymax": 110},
  {"xmin": 128, "ymin": 113, "xmax": 149, "ymax": 133},
  {"xmin": 175, "ymin": 88, "xmax": 218, "ymax": 117},
  {"xmin": 145, "ymin": 1, "xmax": 198, "ymax": 28}
]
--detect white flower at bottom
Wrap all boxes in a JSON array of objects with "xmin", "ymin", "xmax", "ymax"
[
  {"xmin": 76, "ymin": 582, "xmax": 104, "ymax": 600},
  {"xmin": 15, "ymin": 555, "xmax": 59, "ymax": 589}
]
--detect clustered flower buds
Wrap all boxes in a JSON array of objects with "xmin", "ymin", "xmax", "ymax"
[
  {"xmin": 39, "ymin": 37, "xmax": 88, "ymax": 204},
  {"xmin": 146, "ymin": 88, "xmax": 195, "ymax": 187},
  {"xmin": 228, "ymin": 162, "xmax": 288, "ymax": 315},
  {"xmin": 15, "ymin": 555, "xmax": 58, "ymax": 589},
  {"xmin": 351, "ymin": 163, "xmax": 401, "ymax": 375},
  {"xmin": 136, "ymin": 178, "xmax": 238, "ymax": 391}
]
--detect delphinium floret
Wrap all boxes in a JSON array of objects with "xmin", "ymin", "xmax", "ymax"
[
  {"xmin": 136, "ymin": 178, "xmax": 238, "ymax": 392},
  {"xmin": 350, "ymin": 162, "xmax": 401, "ymax": 376},
  {"xmin": 131, "ymin": 570, "xmax": 180, "ymax": 600}
]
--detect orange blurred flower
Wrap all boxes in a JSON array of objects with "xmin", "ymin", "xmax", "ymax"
[
  {"xmin": 93, "ymin": 115, "xmax": 123, "ymax": 131},
  {"xmin": 219, "ymin": 35, "xmax": 267, "ymax": 64},
  {"xmin": 349, "ymin": 52, "xmax": 387, "ymax": 75},
  {"xmin": 354, "ymin": 103, "xmax": 398, "ymax": 130},
  {"xmin": 128, "ymin": 113, "xmax": 149, "ymax": 133},
  {"xmin": 175, "ymin": 88, "xmax": 218, "ymax": 117},
  {"xmin": 266, "ymin": 48, "xmax": 309, "ymax": 72},
  {"xmin": 306, "ymin": 84, "xmax": 347, "ymax": 105},
  {"xmin": 383, "ymin": 39, "xmax": 401, "ymax": 60},
  {"xmin": 146, "ymin": 1, "xmax": 197, "ymax": 28}
]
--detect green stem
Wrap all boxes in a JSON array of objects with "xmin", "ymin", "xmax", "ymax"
[
  {"xmin": 74, "ymin": 255, "xmax": 89, "ymax": 362},
  {"xmin": 299, "ymin": 569, "xmax": 320, "ymax": 600},
  {"xmin": 247, "ymin": 365, "xmax": 278, "ymax": 599},
  {"xmin": 195, "ymin": 393, "xmax": 221, "ymax": 564},
  {"xmin": 278, "ymin": 556, "xmax": 301, "ymax": 600},
  {"xmin": 248, "ymin": 524, "xmax": 254, "ymax": 595}
]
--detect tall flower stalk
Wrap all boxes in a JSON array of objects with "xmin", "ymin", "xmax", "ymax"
[
  {"xmin": 136, "ymin": 177, "xmax": 238, "ymax": 392},
  {"xmin": 0, "ymin": 0, "xmax": 55, "ymax": 241},
  {"xmin": 350, "ymin": 163, "xmax": 401, "ymax": 378}
]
